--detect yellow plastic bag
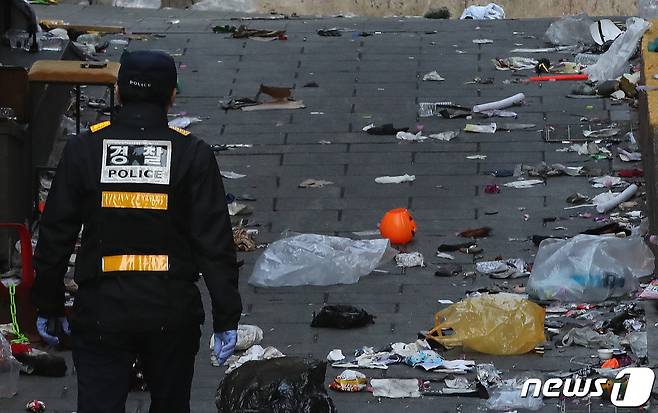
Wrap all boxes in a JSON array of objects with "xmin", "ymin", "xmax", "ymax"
[{"xmin": 426, "ymin": 293, "xmax": 545, "ymax": 355}]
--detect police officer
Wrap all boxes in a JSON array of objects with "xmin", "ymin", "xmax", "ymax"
[{"xmin": 31, "ymin": 50, "xmax": 242, "ymax": 413}]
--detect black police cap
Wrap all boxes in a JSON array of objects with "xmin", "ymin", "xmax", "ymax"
[{"xmin": 117, "ymin": 50, "xmax": 177, "ymax": 105}]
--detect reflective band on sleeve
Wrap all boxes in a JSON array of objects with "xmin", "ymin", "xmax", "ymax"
[
  {"xmin": 102, "ymin": 255, "xmax": 169, "ymax": 272},
  {"xmin": 101, "ymin": 192, "xmax": 168, "ymax": 210}
]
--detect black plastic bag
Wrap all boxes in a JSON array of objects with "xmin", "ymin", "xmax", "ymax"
[
  {"xmin": 216, "ymin": 357, "xmax": 336, "ymax": 413},
  {"xmin": 311, "ymin": 305, "xmax": 374, "ymax": 329}
]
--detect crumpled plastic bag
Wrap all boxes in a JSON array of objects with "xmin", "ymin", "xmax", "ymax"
[
  {"xmin": 585, "ymin": 17, "xmax": 650, "ymax": 82},
  {"xmin": 248, "ymin": 233, "xmax": 396, "ymax": 287},
  {"xmin": 562, "ymin": 327, "xmax": 620, "ymax": 349},
  {"xmin": 210, "ymin": 324, "xmax": 263, "ymax": 365},
  {"xmin": 527, "ymin": 235, "xmax": 654, "ymax": 302},
  {"xmin": 0, "ymin": 334, "xmax": 20, "ymax": 398},
  {"xmin": 426, "ymin": 293, "xmax": 545, "ymax": 355},
  {"xmin": 545, "ymin": 13, "xmax": 595, "ymax": 45},
  {"xmin": 460, "ymin": 3, "xmax": 505, "ymax": 20},
  {"xmin": 311, "ymin": 305, "xmax": 374, "ymax": 329},
  {"xmin": 486, "ymin": 380, "xmax": 545, "ymax": 411},
  {"xmin": 216, "ymin": 357, "xmax": 335, "ymax": 413}
]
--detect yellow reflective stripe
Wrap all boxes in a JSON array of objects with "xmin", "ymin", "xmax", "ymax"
[
  {"xmin": 102, "ymin": 255, "xmax": 169, "ymax": 272},
  {"xmin": 101, "ymin": 191, "xmax": 168, "ymax": 210},
  {"xmin": 90, "ymin": 120, "xmax": 111, "ymax": 133},
  {"xmin": 169, "ymin": 126, "xmax": 191, "ymax": 136}
]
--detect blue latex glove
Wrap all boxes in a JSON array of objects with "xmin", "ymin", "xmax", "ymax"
[
  {"xmin": 36, "ymin": 316, "xmax": 70, "ymax": 346},
  {"xmin": 213, "ymin": 330, "xmax": 237, "ymax": 366}
]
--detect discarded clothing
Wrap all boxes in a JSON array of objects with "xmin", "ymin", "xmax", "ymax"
[{"xmin": 311, "ymin": 305, "xmax": 375, "ymax": 329}]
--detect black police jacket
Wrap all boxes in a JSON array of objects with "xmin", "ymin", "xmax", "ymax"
[{"xmin": 32, "ymin": 102, "xmax": 242, "ymax": 333}]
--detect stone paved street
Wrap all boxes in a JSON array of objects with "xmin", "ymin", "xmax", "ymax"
[{"xmin": 0, "ymin": 5, "xmax": 651, "ymax": 412}]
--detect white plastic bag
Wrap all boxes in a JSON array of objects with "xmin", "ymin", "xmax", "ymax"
[
  {"xmin": 585, "ymin": 17, "xmax": 650, "ymax": 82},
  {"xmin": 545, "ymin": 13, "xmax": 595, "ymax": 45},
  {"xmin": 527, "ymin": 235, "xmax": 654, "ymax": 302},
  {"xmin": 460, "ymin": 3, "xmax": 505, "ymax": 20},
  {"xmin": 0, "ymin": 335, "xmax": 19, "ymax": 398},
  {"xmin": 248, "ymin": 234, "xmax": 395, "ymax": 287}
]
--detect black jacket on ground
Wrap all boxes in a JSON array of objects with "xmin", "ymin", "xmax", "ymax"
[{"xmin": 32, "ymin": 102, "xmax": 241, "ymax": 333}]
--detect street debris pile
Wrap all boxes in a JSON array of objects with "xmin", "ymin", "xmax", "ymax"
[{"xmin": 213, "ymin": 9, "xmax": 658, "ymax": 412}]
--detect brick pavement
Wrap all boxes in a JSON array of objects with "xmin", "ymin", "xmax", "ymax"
[{"xmin": 0, "ymin": 6, "xmax": 650, "ymax": 412}]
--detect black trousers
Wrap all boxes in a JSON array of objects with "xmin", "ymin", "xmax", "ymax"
[{"xmin": 72, "ymin": 326, "xmax": 201, "ymax": 413}]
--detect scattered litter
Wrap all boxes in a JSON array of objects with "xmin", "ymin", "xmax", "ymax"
[
  {"xmin": 375, "ymin": 174, "xmax": 416, "ymax": 184},
  {"xmin": 619, "ymin": 148, "xmax": 642, "ymax": 162},
  {"xmin": 586, "ymin": 17, "xmax": 650, "ymax": 82},
  {"xmin": 298, "ymin": 179, "xmax": 334, "ymax": 188},
  {"xmin": 498, "ymin": 123, "xmax": 536, "ymax": 131},
  {"xmin": 459, "ymin": 227, "xmax": 491, "ymax": 238},
  {"xmin": 545, "ymin": 13, "xmax": 595, "ymax": 46},
  {"xmin": 590, "ymin": 175, "xmax": 624, "ymax": 188},
  {"xmin": 461, "ymin": 3, "xmax": 505, "ymax": 20},
  {"xmin": 327, "ymin": 350, "xmax": 346, "ymax": 362},
  {"xmin": 438, "ymin": 299, "xmax": 454, "ymax": 304},
  {"xmin": 484, "ymin": 184, "xmax": 501, "ymax": 194},
  {"xmin": 228, "ymin": 201, "xmax": 249, "ymax": 216},
  {"xmin": 224, "ymin": 345, "xmax": 285, "ymax": 374},
  {"xmin": 25, "ymin": 401, "xmax": 46, "ymax": 413},
  {"xmin": 426, "ymin": 294, "xmax": 546, "ymax": 355},
  {"xmin": 475, "ymin": 259, "xmax": 529, "ymax": 279},
  {"xmin": 473, "ymin": 39, "xmax": 494, "ymax": 44},
  {"xmin": 396, "ymin": 131, "xmax": 427, "ymax": 142},
  {"xmin": 436, "ymin": 252, "xmax": 456, "ymax": 260},
  {"xmin": 503, "ymin": 180, "xmax": 543, "ymax": 189},
  {"xmin": 168, "ymin": 116, "xmax": 202, "ymax": 129},
  {"xmin": 213, "ymin": 24, "xmax": 286, "ymax": 40},
  {"xmin": 528, "ymin": 234, "xmax": 654, "ymax": 302},
  {"xmin": 583, "ymin": 127, "xmax": 620, "ymax": 138},
  {"xmin": 429, "ymin": 131, "xmax": 459, "ymax": 141},
  {"xmin": 473, "ymin": 93, "xmax": 525, "ymax": 113},
  {"xmin": 311, "ymin": 305, "xmax": 375, "ymax": 329},
  {"xmin": 479, "ymin": 109, "xmax": 517, "ymax": 118},
  {"xmin": 422, "ymin": 71, "xmax": 445, "ymax": 81},
  {"xmin": 595, "ymin": 184, "xmax": 638, "ymax": 213},
  {"xmin": 364, "ymin": 124, "xmax": 409, "ymax": 135},
  {"xmin": 511, "ymin": 45, "xmax": 580, "ymax": 53},
  {"xmin": 233, "ymin": 226, "xmax": 257, "ymax": 251},
  {"xmin": 395, "ymin": 252, "xmax": 425, "ymax": 268},
  {"xmin": 466, "ymin": 154, "xmax": 487, "ymax": 160},
  {"xmin": 248, "ymin": 234, "xmax": 395, "ymax": 287},
  {"xmin": 464, "ymin": 124, "xmax": 496, "ymax": 134},
  {"xmin": 639, "ymin": 279, "xmax": 658, "ymax": 300},
  {"xmin": 371, "ymin": 379, "xmax": 421, "ymax": 398},
  {"xmin": 329, "ymin": 370, "xmax": 367, "ymax": 392},
  {"xmin": 493, "ymin": 57, "xmax": 538, "ymax": 71}
]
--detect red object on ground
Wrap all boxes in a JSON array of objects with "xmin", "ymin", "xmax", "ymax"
[
  {"xmin": 379, "ymin": 208, "xmax": 417, "ymax": 245},
  {"xmin": 618, "ymin": 169, "xmax": 644, "ymax": 178},
  {"xmin": 528, "ymin": 74, "xmax": 589, "ymax": 82},
  {"xmin": 10, "ymin": 342, "xmax": 32, "ymax": 355},
  {"xmin": 484, "ymin": 184, "xmax": 501, "ymax": 194},
  {"xmin": 0, "ymin": 223, "xmax": 34, "ymax": 290},
  {"xmin": 601, "ymin": 358, "xmax": 620, "ymax": 369}
]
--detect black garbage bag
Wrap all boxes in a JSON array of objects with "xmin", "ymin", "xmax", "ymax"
[
  {"xmin": 216, "ymin": 357, "xmax": 336, "ymax": 413},
  {"xmin": 311, "ymin": 305, "xmax": 374, "ymax": 329}
]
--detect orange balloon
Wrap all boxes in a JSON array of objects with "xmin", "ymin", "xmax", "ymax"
[{"xmin": 379, "ymin": 208, "xmax": 417, "ymax": 245}]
